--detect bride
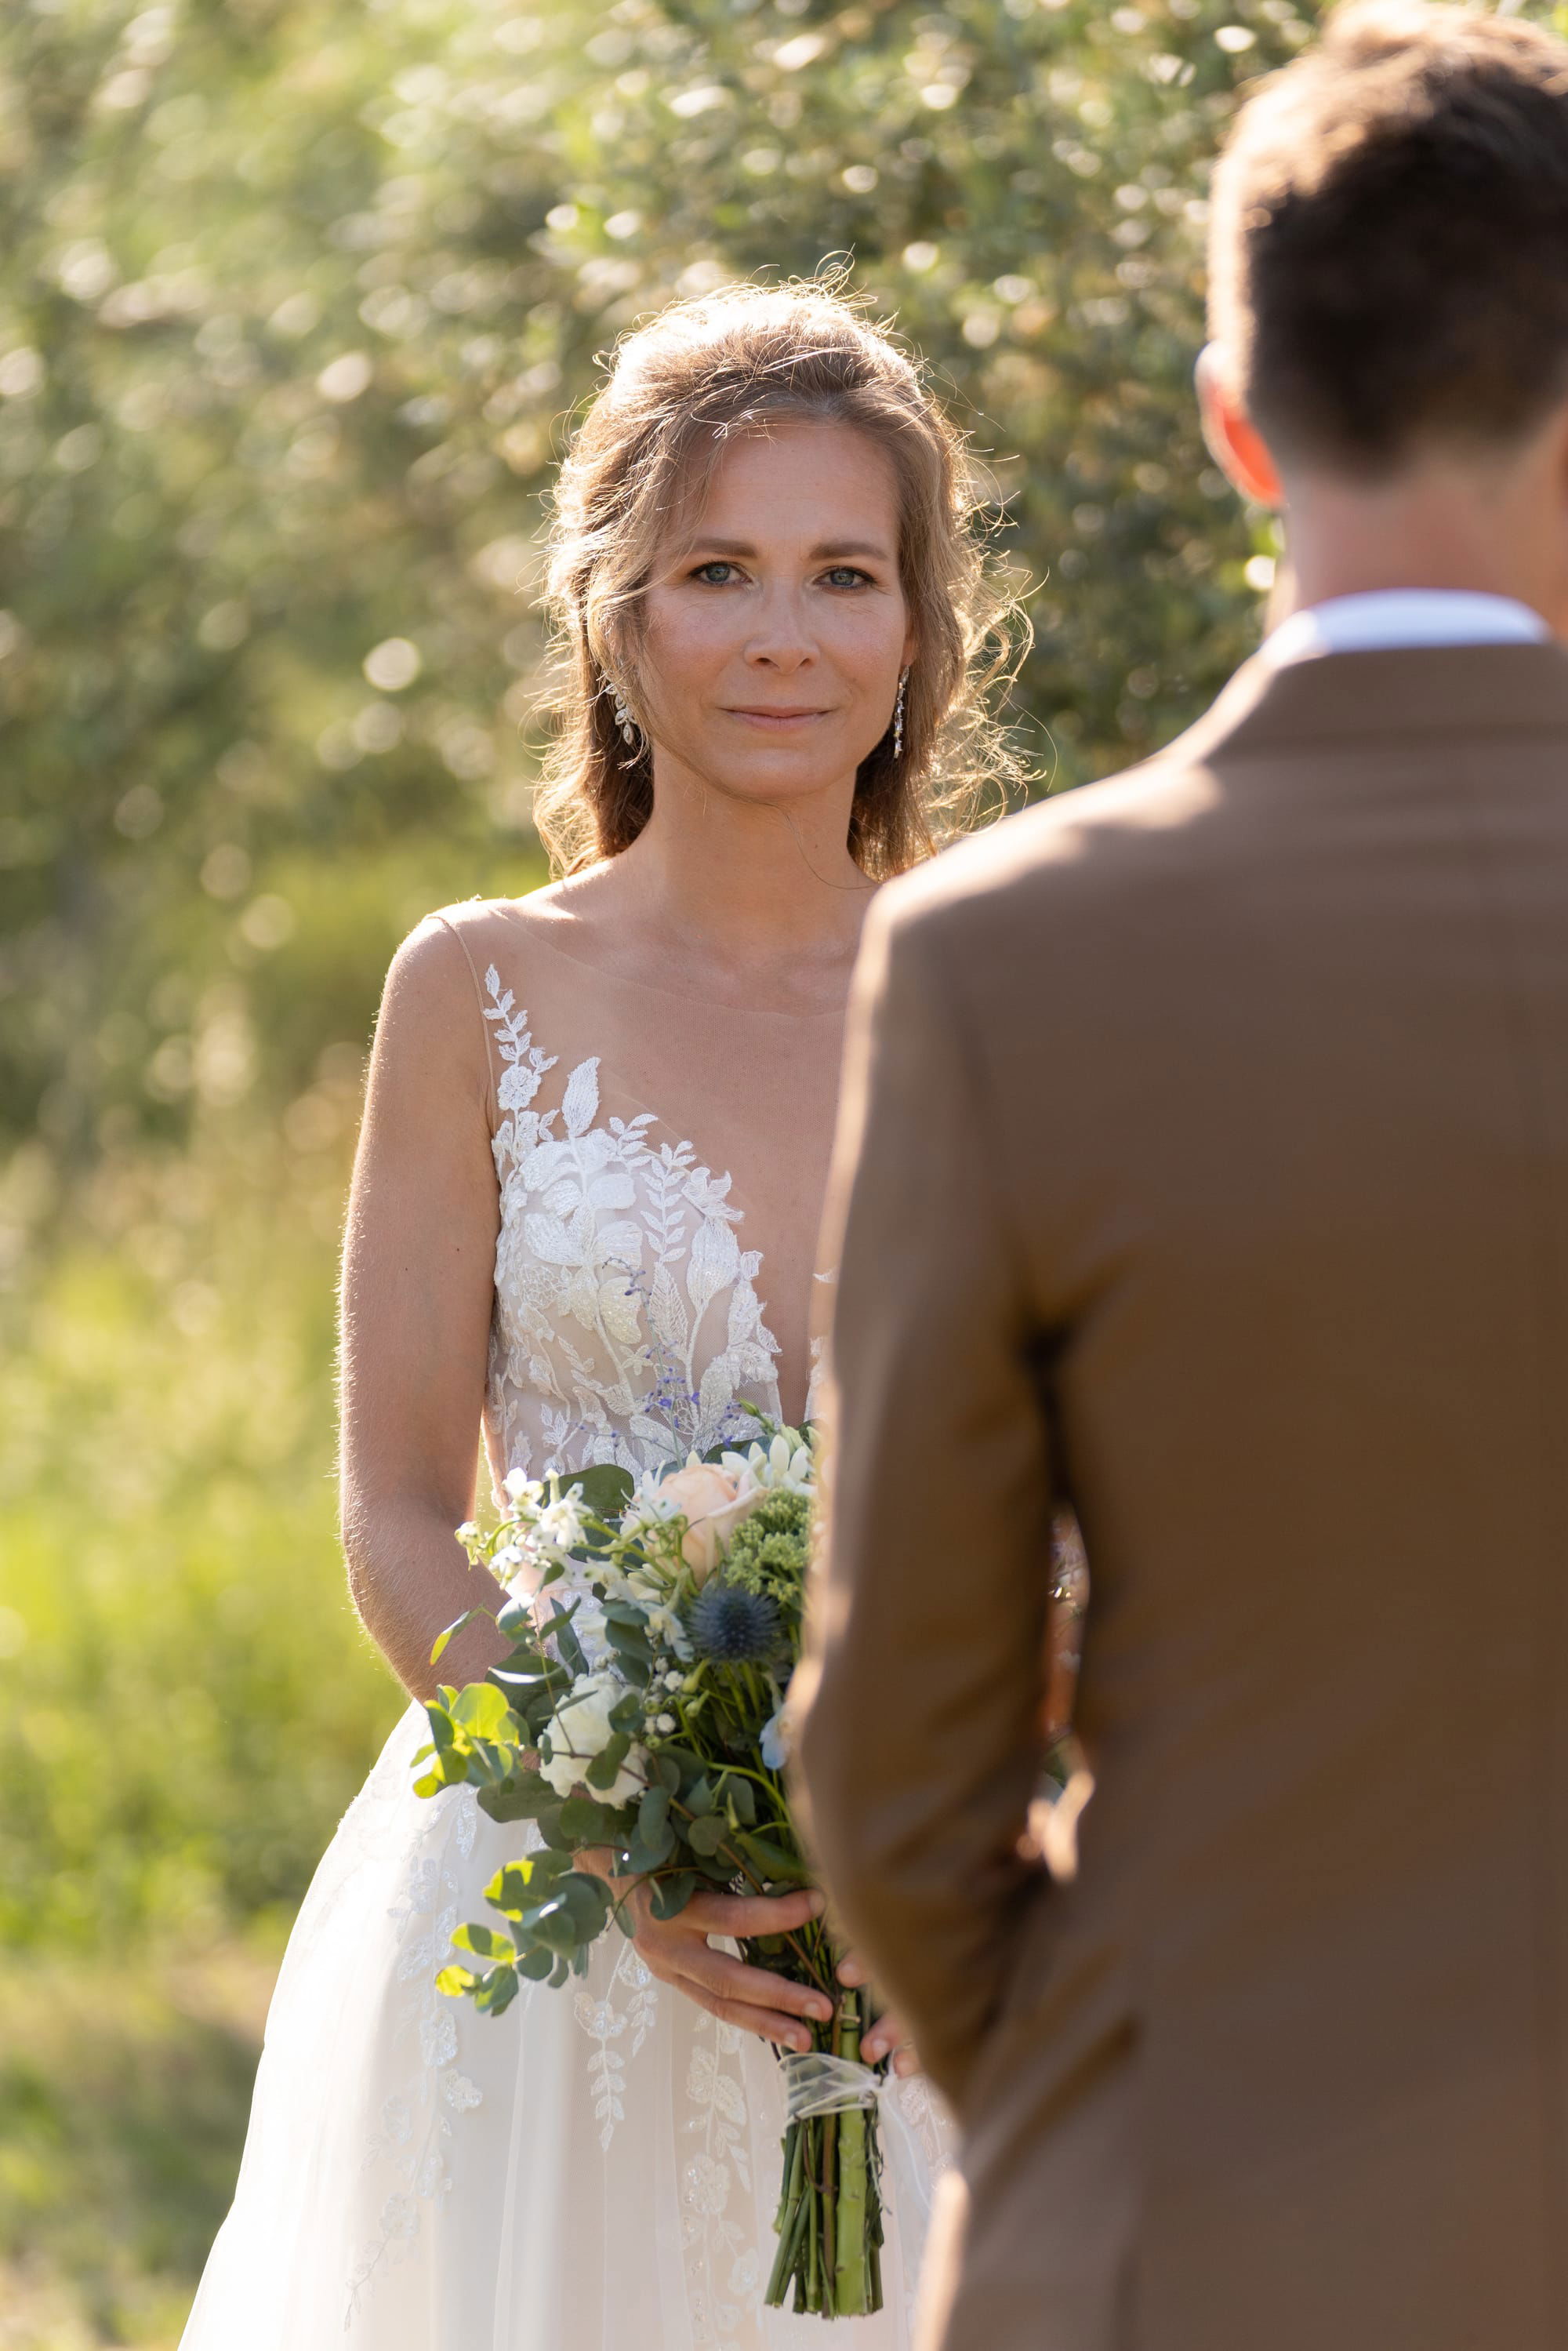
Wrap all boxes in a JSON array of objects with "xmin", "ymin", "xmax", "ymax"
[{"xmin": 181, "ymin": 280, "xmax": 1016, "ymax": 2350}]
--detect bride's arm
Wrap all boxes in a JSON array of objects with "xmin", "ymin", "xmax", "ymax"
[{"xmin": 339, "ymin": 918, "xmax": 512, "ymax": 1701}]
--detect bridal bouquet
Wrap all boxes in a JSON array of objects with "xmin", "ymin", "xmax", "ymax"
[{"xmin": 412, "ymin": 1419, "xmax": 890, "ymax": 2319}]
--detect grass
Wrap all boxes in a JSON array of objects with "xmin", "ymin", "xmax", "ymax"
[
  {"xmin": 0, "ymin": 1945, "xmax": 281, "ymax": 2351},
  {"xmin": 0, "ymin": 1138, "xmax": 395, "ymax": 2342}
]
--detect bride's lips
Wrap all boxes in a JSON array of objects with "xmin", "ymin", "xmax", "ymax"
[{"xmin": 723, "ymin": 706, "xmax": 833, "ymax": 730}]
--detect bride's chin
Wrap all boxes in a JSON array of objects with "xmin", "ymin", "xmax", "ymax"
[{"xmin": 663, "ymin": 750, "xmax": 854, "ymax": 811}]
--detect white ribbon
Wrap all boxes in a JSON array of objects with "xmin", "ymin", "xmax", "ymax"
[
  {"xmin": 779, "ymin": 2051, "xmax": 937, "ymax": 2284},
  {"xmin": 782, "ymin": 2050, "xmax": 880, "ymax": 2122}
]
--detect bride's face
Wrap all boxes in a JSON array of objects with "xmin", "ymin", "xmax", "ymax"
[{"xmin": 635, "ymin": 418, "xmax": 916, "ymax": 810}]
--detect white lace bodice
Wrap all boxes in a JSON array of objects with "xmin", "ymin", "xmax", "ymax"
[{"xmin": 481, "ymin": 963, "xmax": 821, "ymax": 1488}]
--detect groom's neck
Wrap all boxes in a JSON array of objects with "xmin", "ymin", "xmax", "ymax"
[{"xmin": 1272, "ymin": 419, "xmax": 1568, "ymax": 639}]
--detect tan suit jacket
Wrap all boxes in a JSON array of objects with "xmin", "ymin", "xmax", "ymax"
[{"xmin": 794, "ymin": 644, "xmax": 1568, "ymax": 2351}]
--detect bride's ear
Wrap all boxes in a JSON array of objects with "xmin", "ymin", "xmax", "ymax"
[{"xmin": 1196, "ymin": 345, "xmax": 1283, "ymax": 509}]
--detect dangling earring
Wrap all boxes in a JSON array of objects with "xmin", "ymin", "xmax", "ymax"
[
  {"xmin": 605, "ymin": 675, "xmax": 643, "ymax": 768},
  {"xmin": 892, "ymin": 667, "xmax": 909, "ymax": 761}
]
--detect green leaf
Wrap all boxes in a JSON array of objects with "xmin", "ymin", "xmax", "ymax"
[
  {"xmin": 735, "ymin": 1830, "xmax": 811, "ymax": 1887},
  {"xmin": 485, "ymin": 1850, "xmax": 571, "ymax": 1913},
  {"xmin": 583, "ymin": 1731, "xmax": 631, "ymax": 1791},
  {"xmin": 431, "ymin": 1607, "xmax": 490, "ymax": 1666},
  {"xmin": 719, "ymin": 1773, "xmax": 757, "ymax": 1826},
  {"xmin": 449, "ymin": 1681, "xmax": 518, "ymax": 1741},
  {"xmin": 559, "ymin": 1793, "xmax": 630, "ymax": 1843},
  {"xmin": 687, "ymin": 1812, "xmax": 730, "ymax": 1858},
  {"xmin": 453, "ymin": 1922, "xmax": 516, "ymax": 1961},
  {"xmin": 477, "ymin": 1776, "xmax": 554, "ymax": 1824},
  {"xmin": 619, "ymin": 1825, "xmax": 673, "ymax": 1873},
  {"xmin": 638, "ymin": 1785, "xmax": 671, "ymax": 1842},
  {"xmin": 551, "ymin": 1612, "xmax": 589, "ymax": 1683},
  {"xmin": 517, "ymin": 1889, "xmax": 590, "ymax": 1955},
  {"xmin": 474, "ymin": 1964, "xmax": 520, "ymax": 2017},
  {"xmin": 559, "ymin": 1463, "xmax": 635, "ymax": 1521},
  {"xmin": 517, "ymin": 1946, "xmax": 555, "ymax": 1982},
  {"xmin": 649, "ymin": 1870, "xmax": 699, "ymax": 1920},
  {"xmin": 435, "ymin": 1964, "xmax": 480, "ymax": 1997},
  {"xmin": 604, "ymin": 1622, "xmax": 653, "ymax": 1674},
  {"xmin": 557, "ymin": 1871, "xmax": 612, "ymax": 1937}
]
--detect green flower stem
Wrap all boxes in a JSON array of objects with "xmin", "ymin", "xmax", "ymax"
[
  {"xmin": 765, "ymin": 2120, "xmax": 808, "ymax": 2307},
  {"xmin": 806, "ymin": 2144, "xmax": 821, "ymax": 2312},
  {"xmin": 833, "ymin": 1989, "xmax": 872, "ymax": 2316},
  {"xmin": 821, "ymin": 2019, "xmax": 839, "ymax": 2300},
  {"xmin": 772, "ymin": 2117, "xmax": 800, "ymax": 2237}
]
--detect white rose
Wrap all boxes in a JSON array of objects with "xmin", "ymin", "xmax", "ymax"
[
  {"xmin": 658, "ymin": 1459, "xmax": 769, "ymax": 1583},
  {"xmin": 539, "ymin": 1673, "xmax": 644, "ymax": 1807}
]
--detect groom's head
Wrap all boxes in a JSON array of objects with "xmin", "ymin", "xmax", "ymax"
[{"xmin": 1201, "ymin": 1, "xmax": 1568, "ymax": 612}]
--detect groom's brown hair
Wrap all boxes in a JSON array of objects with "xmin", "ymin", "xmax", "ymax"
[{"xmin": 1209, "ymin": 0, "xmax": 1568, "ymax": 474}]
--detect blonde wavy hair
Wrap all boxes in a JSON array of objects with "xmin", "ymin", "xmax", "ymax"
[{"xmin": 532, "ymin": 279, "xmax": 1023, "ymax": 879}]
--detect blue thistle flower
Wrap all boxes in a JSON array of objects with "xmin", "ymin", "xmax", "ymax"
[{"xmin": 687, "ymin": 1581, "xmax": 783, "ymax": 1665}]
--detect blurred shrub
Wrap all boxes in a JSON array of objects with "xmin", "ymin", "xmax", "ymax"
[{"xmin": 0, "ymin": 0, "xmax": 1321, "ymax": 1175}]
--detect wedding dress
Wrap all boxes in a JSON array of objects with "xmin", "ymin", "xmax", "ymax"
[{"xmin": 180, "ymin": 903, "xmax": 951, "ymax": 2351}]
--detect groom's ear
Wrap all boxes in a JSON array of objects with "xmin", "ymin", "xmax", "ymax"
[{"xmin": 1196, "ymin": 346, "xmax": 1283, "ymax": 508}]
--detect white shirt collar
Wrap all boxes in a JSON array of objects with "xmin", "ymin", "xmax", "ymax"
[{"xmin": 1264, "ymin": 589, "xmax": 1551, "ymax": 668}]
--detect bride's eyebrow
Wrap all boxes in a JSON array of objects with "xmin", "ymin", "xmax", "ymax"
[{"xmin": 682, "ymin": 536, "xmax": 894, "ymax": 561}]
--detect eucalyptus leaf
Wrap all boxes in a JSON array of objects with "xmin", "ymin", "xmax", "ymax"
[
  {"xmin": 735, "ymin": 1830, "xmax": 811, "ymax": 1887},
  {"xmin": 583, "ymin": 1731, "xmax": 631, "ymax": 1792},
  {"xmin": 477, "ymin": 1778, "xmax": 554, "ymax": 1825},
  {"xmin": 719, "ymin": 1774, "xmax": 757, "ymax": 1827},
  {"xmin": 474, "ymin": 1965, "xmax": 520, "ymax": 2017},
  {"xmin": 486, "ymin": 1851, "xmax": 569, "ymax": 1913},
  {"xmin": 559, "ymin": 1463, "xmax": 635, "ymax": 1522},
  {"xmin": 649, "ymin": 1870, "xmax": 699, "ymax": 1921},
  {"xmin": 449, "ymin": 1682, "xmax": 518, "ymax": 1742},
  {"xmin": 558, "ymin": 1794, "xmax": 627, "ymax": 1843},
  {"xmin": 453, "ymin": 1922, "xmax": 516, "ymax": 1961}
]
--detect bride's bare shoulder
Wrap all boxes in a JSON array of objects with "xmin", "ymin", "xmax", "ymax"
[{"xmin": 420, "ymin": 871, "xmax": 620, "ymax": 965}]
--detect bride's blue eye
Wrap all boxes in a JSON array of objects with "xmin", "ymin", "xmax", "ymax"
[
  {"xmin": 823, "ymin": 566, "xmax": 871, "ymax": 590},
  {"xmin": 691, "ymin": 561, "xmax": 739, "ymax": 584}
]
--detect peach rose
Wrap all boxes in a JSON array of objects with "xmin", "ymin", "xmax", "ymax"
[{"xmin": 660, "ymin": 1461, "xmax": 769, "ymax": 1583}]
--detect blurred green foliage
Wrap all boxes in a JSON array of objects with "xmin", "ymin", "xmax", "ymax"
[{"xmin": 0, "ymin": 0, "xmax": 1312, "ymax": 1175}]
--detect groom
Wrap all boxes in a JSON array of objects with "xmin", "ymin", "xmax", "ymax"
[{"xmin": 795, "ymin": 5, "xmax": 1568, "ymax": 2347}]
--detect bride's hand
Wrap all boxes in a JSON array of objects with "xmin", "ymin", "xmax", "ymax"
[
  {"xmin": 628, "ymin": 1883, "xmax": 837, "ymax": 2051},
  {"xmin": 837, "ymin": 1951, "xmax": 921, "ymax": 2079}
]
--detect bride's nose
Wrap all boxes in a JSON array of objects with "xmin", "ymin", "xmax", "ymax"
[{"xmin": 742, "ymin": 586, "xmax": 816, "ymax": 670}]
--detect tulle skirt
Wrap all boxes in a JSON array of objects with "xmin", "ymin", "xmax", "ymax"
[{"xmin": 180, "ymin": 1705, "xmax": 951, "ymax": 2351}]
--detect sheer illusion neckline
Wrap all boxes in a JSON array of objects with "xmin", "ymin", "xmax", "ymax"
[
  {"xmin": 494, "ymin": 900, "xmax": 856, "ymax": 1019},
  {"xmin": 479, "ymin": 958, "xmax": 829, "ymax": 1460}
]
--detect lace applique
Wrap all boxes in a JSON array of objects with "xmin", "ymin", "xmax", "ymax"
[
  {"xmin": 483, "ymin": 967, "xmax": 783, "ymax": 1481},
  {"xmin": 680, "ymin": 2011, "xmax": 755, "ymax": 2351},
  {"xmin": 344, "ymin": 1779, "xmax": 484, "ymax": 2324},
  {"xmin": 574, "ymin": 1936, "xmax": 659, "ymax": 2149}
]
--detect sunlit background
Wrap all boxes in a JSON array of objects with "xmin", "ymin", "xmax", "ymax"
[{"xmin": 0, "ymin": 0, "xmax": 1358, "ymax": 2337}]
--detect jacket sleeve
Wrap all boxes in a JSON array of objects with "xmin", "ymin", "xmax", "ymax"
[{"xmin": 792, "ymin": 889, "xmax": 1058, "ymax": 2112}]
